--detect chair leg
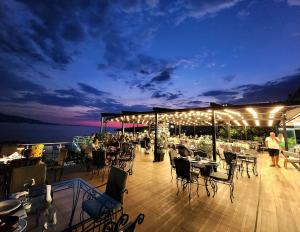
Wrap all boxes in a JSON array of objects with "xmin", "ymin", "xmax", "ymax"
[
  {"xmin": 171, "ymin": 167, "xmax": 173, "ymax": 180},
  {"xmin": 188, "ymin": 182, "xmax": 191, "ymax": 200},
  {"xmin": 229, "ymin": 184, "xmax": 234, "ymax": 203},
  {"xmin": 204, "ymin": 178, "xmax": 210, "ymax": 197},
  {"xmin": 210, "ymin": 180, "xmax": 217, "ymax": 198},
  {"xmin": 196, "ymin": 179, "xmax": 199, "ymax": 197},
  {"xmin": 176, "ymin": 179, "xmax": 179, "ymax": 196}
]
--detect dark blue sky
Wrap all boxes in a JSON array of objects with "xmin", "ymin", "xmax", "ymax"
[{"xmin": 0, "ymin": 0, "xmax": 300, "ymax": 126}]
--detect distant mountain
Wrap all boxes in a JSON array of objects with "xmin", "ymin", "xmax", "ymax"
[{"xmin": 0, "ymin": 113, "xmax": 58, "ymax": 125}]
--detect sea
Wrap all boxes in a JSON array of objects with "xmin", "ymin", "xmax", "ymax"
[{"xmin": 0, "ymin": 123, "xmax": 115, "ymax": 144}]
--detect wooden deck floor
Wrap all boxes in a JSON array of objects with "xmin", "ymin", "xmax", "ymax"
[{"xmin": 63, "ymin": 148, "xmax": 300, "ymax": 232}]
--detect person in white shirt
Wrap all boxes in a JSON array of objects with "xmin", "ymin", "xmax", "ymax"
[{"xmin": 265, "ymin": 132, "xmax": 280, "ymax": 167}]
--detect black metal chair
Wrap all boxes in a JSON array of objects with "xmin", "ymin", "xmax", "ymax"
[
  {"xmin": 118, "ymin": 147, "xmax": 135, "ymax": 175},
  {"xmin": 168, "ymin": 150, "xmax": 177, "ymax": 180},
  {"xmin": 177, "ymin": 145, "xmax": 192, "ymax": 157},
  {"xmin": 217, "ymin": 148, "xmax": 226, "ymax": 168},
  {"xmin": 224, "ymin": 151, "xmax": 241, "ymax": 178},
  {"xmin": 103, "ymin": 213, "xmax": 145, "ymax": 232},
  {"xmin": 81, "ymin": 166, "xmax": 128, "ymax": 228},
  {"xmin": 46, "ymin": 148, "xmax": 68, "ymax": 182},
  {"xmin": 209, "ymin": 160, "xmax": 236, "ymax": 203},
  {"xmin": 174, "ymin": 157, "xmax": 199, "ymax": 200},
  {"xmin": 9, "ymin": 163, "xmax": 46, "ymax": 194},
  {"xmin": 238, "ymin": 149, "xmax": 258, "ymax": 178},
  {"xmin": 91, "ymin": 150, "xmax": 107, "ymax": 180},
  {"xmin": 10, "ymin": 157, "xmax": 41, "ymax": 168}
]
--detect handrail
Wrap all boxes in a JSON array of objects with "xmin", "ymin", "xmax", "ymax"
[{"xmin": 20, "ymin": 142, "xmax": 72, "ymax": 146}]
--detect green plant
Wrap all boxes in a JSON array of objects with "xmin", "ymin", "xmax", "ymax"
[{"xmin": 288, "ymin": 137, "xmax": 297, "ymax": 148}]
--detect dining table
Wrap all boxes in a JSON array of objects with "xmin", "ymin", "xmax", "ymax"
[
  {"xmin": 188, "ymin": 157, "xmax": 219, "ymax": 196},
  {"xmin": 6, "ymin": 178, "xmax": 115, "ymax": 232},
  {"xmin": 236, "ymin": 153, "xmax": 258, "ymax": 178}
]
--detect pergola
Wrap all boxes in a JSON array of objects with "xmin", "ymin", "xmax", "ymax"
[{"xmin": 101, "ymin": 101, "xmax": 300, "ymax": 161}]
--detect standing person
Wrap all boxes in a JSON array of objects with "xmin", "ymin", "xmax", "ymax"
[{"xmin": 265, "ymin": 132, "xmax": 280, "ymax": 167}]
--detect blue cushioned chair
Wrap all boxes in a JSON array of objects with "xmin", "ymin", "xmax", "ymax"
[{"xmin": 81, "ymin": 166, "xmax": 128, "ymax": 224}]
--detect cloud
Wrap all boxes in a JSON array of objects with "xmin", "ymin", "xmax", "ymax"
[
  {"xmin": 202, "ymin": 90, "xmax": 239, "ymax": 97},
  {"xmin": 0, "ymin": 64, "xmax": 46, "ymax": 96},
  {"xmin": 234, "ymin": 72, "xmax": 300, "ymax": 103},
  {"xmin": 201, "ymin": 71, "xmax": 300, "ymax": 104},
  {"xmin": 61, "ymin": 22, "xmax": 85, "ymax": 42},
  {"xmin": 221, "ymin": 74, "xmax": 236, "ymax": 82},
  {"xmin": 55, "ymin": 88, "xmax": 84, "ymax": 98},
  {"xmin": 151, "ymin": 68, "xmax": 173, "ymax": 82},
  {"xmin": 176, "ymin": 0, "xmax": 243, "ymax": 24},
  {"xmin": 287, "ymin": 0, "xmax": 300, "ymax": 6},
  {"xmin": 77, "ymin": 83, "xmax": 108, "ymax": 96},
  {"xmin": 237, "ymin": 9, "xmax": 250, "ymax": 18},
  {"xmin": 152, "ymin": 91, "xmax": 183, "ymax": 100}
]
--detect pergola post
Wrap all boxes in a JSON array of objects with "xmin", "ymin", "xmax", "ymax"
[
  {"xmin": 154, "ymin": 113, "xmax": 158, "ymax": 162},
  {"xmin": 193, "ymin": 125, "xmax": 196, "ymax": 137},
  {"xmin": 100, "ymin": 116, "xmax": 104, "ymax": 134},
  {"xmin": 133, "ymin": 121, "xmax": 135, "ymax": 136},
  {"xmin": 212, "ymin": 110, "xmax": 217, "ymax": 161},
  {"xmin": 179, "ymin": 124, "xmax": 181, "ymax": 138},
  {"xmin": 244, "ymin": 126, "xmax": 248, "ymax": 141},
  {"xmin": 282, "ymin": 114, "xmax": 289, "ymax": 151},
  {"xmin": 121, "ymin": 116, "xmax": 125, "ymax": 135},
  {"xmin": 227, "ymin": 123, "xmax": 231, "ymax": 142}
]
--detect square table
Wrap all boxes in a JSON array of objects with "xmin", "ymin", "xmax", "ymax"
[{"xmin": 19, "ymin": 178, "xmax": 115, "ymax": 232}]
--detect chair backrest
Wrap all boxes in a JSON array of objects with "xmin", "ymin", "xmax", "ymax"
[
  {"xmin": 10, "ymin": 157, "xmax": 41, "ymax": 168},
  {"xmin": 174, "ymin": 157, "xmax": 191, "ymax": 180},
  {"xmin": 10, "ymin": 163, "xmax": 46, "ymax": 193},
  {"xmin": 224, "ymin": 152, "xmax": 237, "ymax": 165},
  {"xmin": 140, "ymin": 140, "xmax": 146, "ymax": 148},
  {"xmin": 92, "ymin": 150, "xmax": 106, "ymax": 167},
  {"xmin": 169, "ymin": 150, "xmax": 176, "ymax": 167},
  {"xmin": 57, "ymin": 148, "xmax": 68, "ymax": 166},
  {"xmin": 227, "ymin": 161, "xmax": 237, "ymax": 182},
  {"xmin": 105, "ymin": 166, "xmax": 128, "ymax": 204}
]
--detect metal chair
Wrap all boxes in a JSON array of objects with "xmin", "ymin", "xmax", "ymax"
[
  {"xmin": 103, "ymin": 213, "xmax": 145, "ymax": 232},
  {"xmin": 91, "ymin": 150, "xmax": 108, "ymax": 180},
  {"xmin": 10, "ymin": 163, "xmax": 46, "ymax": 194},
  {"xmin": 224, "ymin": 151, "xmax": 241, "ymax": 178},
  {"xmin": 217, "ymin": 147, "xmax": 226, "ymax": 168},
  {"xmin": 209, "ymin": 160, "xmax": 236, "ymax": 203},
  {"xmin": 46, "ymin": 148, "xmax": 68, "ymax": 182},
  {"xmin": 118, "ymin": 146, "xmax": 135, "ymax": 175},
  {"xmin": 81, "ymin": 166, "xmax": 128, "ymax": 227},
  {"xmin": 177, "ymin": 145, "xmax": 192, "ymax": 157},
  {"xmin": 283, "ymin": 151, "xmax": 300, "ymax": 169},
  {"xmin": 168, "ymin": 149, "xmax": 177, "ymax": 179},
  {"xmin": 239, "ymin": 149, "xmax": 258, "ymax": 177},
  {"xmin": 174, "ymin": 157, "xmax": 199, "ymax": 200}
]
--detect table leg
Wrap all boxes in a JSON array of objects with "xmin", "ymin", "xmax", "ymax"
[{"xmin": 204, "ymin": 177, "xmax": 210, "ymax": 197}]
